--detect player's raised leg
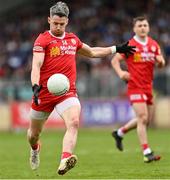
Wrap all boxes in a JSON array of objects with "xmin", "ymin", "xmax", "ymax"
[
  {"xmin": 56, "ymin": 99, "xmax": 81, "ymax": 175},
  {"xmin": 27, "ymin": 109, "xmax": 49, "ymax": 170},
  {"xmin": 112, "ymin": 118, "xmax": 137, "ymax": 151}
]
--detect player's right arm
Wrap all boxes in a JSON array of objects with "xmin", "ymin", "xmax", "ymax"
[
  {"xmin": 31, "ymin": 33, "xmax": 46, "ymax": 105},
  {"xmin": 31, "ymin": 52, "xmax": 45, "ymax": 86},
  {"xmin": 31, "ymin": 52, "xmax": 45, "ymax": 105},
  {"xmin": 111, "ymin": 53, "xmax": 130, "ymax": 82}
]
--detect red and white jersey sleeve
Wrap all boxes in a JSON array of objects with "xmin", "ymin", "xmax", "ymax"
[
  {"xmin": 154, "ymin": 42, "xmax": 161, "ymax": 56},
  {"xmin": 33, "ymin": 33, "xmax": 48, "ymax": 53},
  {"xmin": 76, "ymin": 36, "xmax": 83, "ymax": 50}
]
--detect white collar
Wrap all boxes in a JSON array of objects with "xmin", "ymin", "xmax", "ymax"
[
  {"xmin": 134, "ymin": 35, "xmax": 148, "ymax": 46},
  {"xmin": 49, "ymin": 31, "xmax": 65, "ymax": 39}
]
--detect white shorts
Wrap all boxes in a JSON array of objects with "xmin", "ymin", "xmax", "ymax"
[{"xmin": 30, "ymin": 97, "xmax": 81, "ymax": 120}]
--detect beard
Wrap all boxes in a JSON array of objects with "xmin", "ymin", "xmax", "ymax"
[{"xmin": 51, "ymin": 30, "xmax": 64, "ymax": 37}]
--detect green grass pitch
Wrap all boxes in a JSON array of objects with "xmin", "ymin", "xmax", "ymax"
[{"xmin": 0, "ymin": 128, "xmax": 170, "ymax": 179}]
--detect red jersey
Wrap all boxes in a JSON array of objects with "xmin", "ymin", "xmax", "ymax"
[
  {"xmin": 32, "ymin": 31, "xmax": 83, "ymax": 112},
  {"xmin": 126, "ymin": 36, "xmax": 161, "ymax": 91},
  {"xmin": 33, "ymin": 31, "xmax": 83, "ymax": 91}
]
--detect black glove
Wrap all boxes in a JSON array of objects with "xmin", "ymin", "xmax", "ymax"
[
  {"xmin": 32, "ymin": 84, "xmax": 42, "ymax": 105},
  {"xmin": 116, "ymin": 41, "xmax": 136, "ymax": 57}
]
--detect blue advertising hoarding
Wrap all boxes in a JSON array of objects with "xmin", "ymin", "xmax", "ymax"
[{"xmin": 81, "ymin": 99, "xmax": 135, "ymax": 126}]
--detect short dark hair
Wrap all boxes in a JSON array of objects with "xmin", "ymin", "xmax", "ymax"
[
  {"xmin": 50, "ymin": 1, "xmax": 69, "ymax": 17},
  {"xmin": 133, "ymin": 15, "xmax": 148, "ymax": 26}
]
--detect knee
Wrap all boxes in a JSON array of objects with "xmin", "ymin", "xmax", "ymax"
[
  {"xmin": 69, "ymin": 116, "xmax": 79, "ymax": 129},
  {"xmin": 138, "ymin": 113, "xmax": 148, "ymax": 125}
]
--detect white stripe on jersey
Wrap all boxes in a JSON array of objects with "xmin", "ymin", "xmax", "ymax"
[{"xmin": 33, "ymin": 46, "xmax": 44, "ymax": 52}]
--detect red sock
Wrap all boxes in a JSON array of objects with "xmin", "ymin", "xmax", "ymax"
[
  {"xmin": 142, "ymin": 144, "xmax": 149, "ymax": 150},
  {"xmin": 121, "ymin": 127, "xmax": 128, "ymax": 133},
  {"xmin": 31, "ymin": 143, "xmax": 39, "ymax": 150},
  {"xmin": 61, "ymin": 152, "xmax": 72, "ymax": 159}
]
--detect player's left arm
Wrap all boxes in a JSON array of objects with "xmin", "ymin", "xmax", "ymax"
[
  {"xmin": 77, "ymin": 43, "xmax": 112, "ymax": 58},
  {"xmin": 77, "ymin": 42, "xmax": 135, "ymax": 58}
]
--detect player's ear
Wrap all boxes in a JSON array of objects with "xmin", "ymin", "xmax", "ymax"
[
  {"xmin": 48, "ymin": 17, "xmax": 51, "ymax": 24},
  {"xmin": 65, "ymin": 18, "xmax": 68, "ymax": 25}
]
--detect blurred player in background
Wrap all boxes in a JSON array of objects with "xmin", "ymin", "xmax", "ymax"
[
  {"xmin": 111, "ymin": 16, "xmax": 165, "ymax": 163},
  {"xmin": 27, "ymin": 1, "xmax": 135, "ymax": 175}
]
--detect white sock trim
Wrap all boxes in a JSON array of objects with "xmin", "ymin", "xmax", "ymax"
[
  {"xmin": 117, "ymin": 128, "xmax": 124, "ymax": 137},
  {"xmin": 143, "ymin": 148, "xmax": 152, "ymax": 155}
]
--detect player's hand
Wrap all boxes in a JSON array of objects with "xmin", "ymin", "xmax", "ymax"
[
  {"xmin": 156, "ymin": 59, "xmax": 165, "ymax": 68},
  {"xmin": 119, "ymin": 71, "xmax": 130, "ymax": 82},
  {"xmin": 32, "ymin": 84, "xmax": 42, "ymax": 105},
  {"xmin": 116, "ymin": 41, "xmax": 136, "ymax": 57}
]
